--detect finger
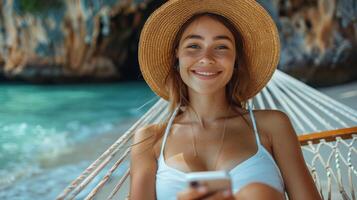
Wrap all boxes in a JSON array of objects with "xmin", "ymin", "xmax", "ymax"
[
  {"xmin": 177, "ymin": 186, "xmax": 209, "ymax": 200},
  {"xmin": 203, "ymin": 189, "xmax": 234, "ymax": 200}
]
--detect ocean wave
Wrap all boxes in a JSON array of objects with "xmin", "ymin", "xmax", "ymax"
[{"xmin": 0, "ymin": 120, "xmax": 119, "ymax": 189}]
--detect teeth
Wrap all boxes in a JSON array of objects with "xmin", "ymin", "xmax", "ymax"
[{"xmin": 195, "ymin": 71, "xmax": 218, "ymax": 76}]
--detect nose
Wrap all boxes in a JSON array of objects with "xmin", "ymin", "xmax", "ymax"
[
  {"xmin": 199, "ymin": 58, "xmax": 214, "ymax": 65},
  {"xmin": 198, "ymin": 51, "xmax": 215, "ymax": 66}
]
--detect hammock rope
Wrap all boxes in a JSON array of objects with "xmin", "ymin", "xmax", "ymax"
[{"xmin": 57, "ymin": 70, "xmax": 357, "ymax": 200}]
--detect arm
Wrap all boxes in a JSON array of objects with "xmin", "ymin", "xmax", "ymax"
[
  {"xmin": 129, "ymin": 125, "xmax": 158, "ymax": 200},
  {"xmin": 266, "ymin": 111, "xmax": 322, "ymax": 200}
]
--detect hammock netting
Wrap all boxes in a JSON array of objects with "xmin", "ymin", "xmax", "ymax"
[{"xmin": 57, "ymin": 70, "xmax": 357, "ymax": 200}]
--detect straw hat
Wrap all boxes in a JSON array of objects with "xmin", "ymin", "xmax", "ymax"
[{"xmin": 139, "ymin": 0, "xmax": 280, "ymax": 101}]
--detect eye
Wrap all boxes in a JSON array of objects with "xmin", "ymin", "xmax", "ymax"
[
  {"xmin": 215, "ymin": 45, "xmax": 229, "ymax": 50},
  {"xmin": 186, "ymin": 44, "xmax": 200, "ymax": 49}
]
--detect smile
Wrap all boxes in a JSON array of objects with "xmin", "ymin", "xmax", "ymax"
[{"xmin": 191, "ymin": 70, "xmax": 222, "ymax": 80}]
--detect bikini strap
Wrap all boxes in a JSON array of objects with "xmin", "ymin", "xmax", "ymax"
[
  {"xmin": 160, "ymin": 105, "xmax": 181, "ymax": 155},
  {"xmin": 248, "ymin": 102, "xmax": 262, "ymax": 146}
]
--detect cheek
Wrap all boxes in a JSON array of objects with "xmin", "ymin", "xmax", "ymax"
[
  {"xmin": 217, "ymin": 52, "xmax": 235, "ymax": 70},
  {"xmin": 218, "ymin": 65, "xmax": 233, "ymax": 85},
  {"xmin": 177, "ymin": 56, "xmax": 195, "ymax": 76},
  {"xmin": 225, "ymin": 68, "xmax": 234, "ymax": 84},
  {"xmin": 219, "ymin": 54, "xmax": 235, "ymax": 84},
  {"xmin": 178, "ymin": 52, "xmax": 199, "ymax": 66},
  {"xmin": 218, "ymin": 51, "xmax": 236, "ymax": 63},
  {"xmin": 179, "ymin": 65, "xmax": 190, "ymax": 84}
]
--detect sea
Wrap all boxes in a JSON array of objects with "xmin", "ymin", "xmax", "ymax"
[
  {"xmin": 0, "ymin": 80, "xmax": 356, "ymax": 200},
  {"xmin": 0, "ymin": 82, "xmax": 156, "ymax": 199}
]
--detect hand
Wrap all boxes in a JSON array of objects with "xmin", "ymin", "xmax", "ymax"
[{"xmin": 177, "ymin": 185, "xmax": 234, "ymax": 200}]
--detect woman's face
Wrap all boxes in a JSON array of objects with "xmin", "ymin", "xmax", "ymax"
[{"xmin": 176, "ymin": 15, "xmax": 237, "ymax": 96}]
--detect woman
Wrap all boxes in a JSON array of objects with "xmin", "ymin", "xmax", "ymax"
[{"xmin": 130, "ymin": 0, "xmax": 322, "ymax": 199}]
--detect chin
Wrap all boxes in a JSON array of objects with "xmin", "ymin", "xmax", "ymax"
[{"xmin": 189, "ymin": 85, "xmax": 225, "ymax": 96}]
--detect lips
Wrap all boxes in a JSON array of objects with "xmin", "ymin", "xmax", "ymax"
[{"xmin": 191, "ymin": 70, "xmax": 222, "ymax": 80}]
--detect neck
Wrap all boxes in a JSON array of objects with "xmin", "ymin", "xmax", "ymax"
[{"xmin": 185, "ymin": 88, "xmax": 232, "ymax": 126}]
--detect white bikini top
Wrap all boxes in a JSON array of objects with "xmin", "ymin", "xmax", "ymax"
[{"xmin": 156, "ymin": 105, "xmax": 285, "ymax": 200}]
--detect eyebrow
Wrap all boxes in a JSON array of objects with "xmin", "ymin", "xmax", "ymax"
[{"xmin": 183, "ymin": 34, "xmax": 234, "ymax": 43}]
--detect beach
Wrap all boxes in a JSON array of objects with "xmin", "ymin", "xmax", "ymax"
[
  {"xmin": 0, "ymin": 80, "xmax": 356, "ymax": 200},
  {"xmin": 0, "ymin": 82, "xmax": 155, "ymax": 199}
]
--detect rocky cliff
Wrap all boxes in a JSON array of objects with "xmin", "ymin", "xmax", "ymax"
[{"xmin": 0, "ymin": 0, "xmax": 356, "ymax": 85}]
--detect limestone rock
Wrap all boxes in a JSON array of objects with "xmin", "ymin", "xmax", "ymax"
[{"xmin": 0, "ymin": 0, "xmax": 356, "ymax": 85}]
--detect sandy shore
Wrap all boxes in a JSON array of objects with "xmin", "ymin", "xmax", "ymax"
[{"xmin": 0, "ymin": 119, "xmax": 135, "ymax": 200}]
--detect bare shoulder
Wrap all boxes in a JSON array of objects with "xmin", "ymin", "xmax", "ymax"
[
  {"xmin": 132, "ymin": 123, "xmax": 166, "ymax": 157},
  {"xmin": 132, "ymin": 123, "xmax": 165, "ymax": 149},
  {"xmin": 253, "ymin": 109, "xmax": 290, "ymax": 123},
  {"xmin": 133, "ymin": 123, "xmax": 165, "ymax": 142},
  {"xmin": 251, "ymin": 109, "xmax": 297, "ymax": 146},
  {"xmin": 252, "ymin": 109, "xmax": 293, "ymax": 133},
  {"xmin": 130, "ymin": 123, "xmax": 165, "ymax": 178}
]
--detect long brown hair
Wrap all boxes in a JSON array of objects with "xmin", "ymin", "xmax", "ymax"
[{"xmin": 165, "ymin": 12, "xmax": 250, "ymax": 116}]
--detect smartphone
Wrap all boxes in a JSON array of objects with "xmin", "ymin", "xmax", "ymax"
[{"xmin": 185, "ymin": 170, "xmax": 232, "ymax": 193}]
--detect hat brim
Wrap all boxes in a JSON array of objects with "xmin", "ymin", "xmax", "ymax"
[{"xmin": 139, "ymin": 0, "xmax": 280, "ymax": 101}]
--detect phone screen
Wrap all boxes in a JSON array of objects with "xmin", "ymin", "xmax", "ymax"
[{"xmin": 186, "ymin": 171, "xmax": 232, "ymax": 192}]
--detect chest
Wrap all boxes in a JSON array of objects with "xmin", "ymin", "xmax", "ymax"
[{"xmin": 155, "ymin": 123, "xmax": 273, "ymax": 172}]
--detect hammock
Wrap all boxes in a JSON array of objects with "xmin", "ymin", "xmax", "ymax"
[{"xmin": 57, "ymin": 70, "xmax": 357, "ymax": 200}]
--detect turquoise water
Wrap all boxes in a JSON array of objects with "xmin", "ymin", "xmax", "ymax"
[{"xmin": 0, "ymin": 82, "xmax": 156, "ymax": 199}]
